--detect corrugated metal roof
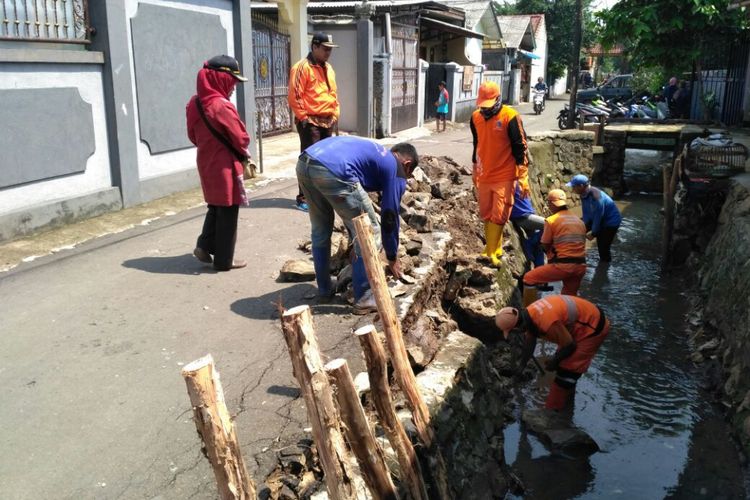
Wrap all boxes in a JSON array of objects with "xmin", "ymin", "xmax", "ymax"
[
  {"xmin": 250, "ymin": 0, "xmax": 437, "ymax": 9},
  {"xmin": 496, "ymin": 15, "xmax": 531, "ymax": 49}
]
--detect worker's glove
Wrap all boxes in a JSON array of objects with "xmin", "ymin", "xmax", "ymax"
[{"xmin": 518, "ymin": 178, "xmax": 531, "ymax": 199}]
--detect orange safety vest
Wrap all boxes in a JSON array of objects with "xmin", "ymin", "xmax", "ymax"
[
  {"xmin": 471, "ymin": 107, "xmax": 526, "ymax": 184},
  {"xmin": 541, "ymin": 211, "xmax": 586, "ymax": 261},
  {"xmin": 288, "ymin": 56, "xmax": 340, "ymax": 127},
  {"xmin": 527, "ymin": 295, "xmax": 605, "ymax": 343}
]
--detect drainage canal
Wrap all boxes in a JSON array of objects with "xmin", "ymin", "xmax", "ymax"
[{"xmin": 501, "ymin": 154, "xmax": 748, "ymax": 499}]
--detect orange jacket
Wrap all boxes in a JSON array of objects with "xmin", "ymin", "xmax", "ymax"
[
  {"xmin": 288, "ymin": 54, "xmax": 339, "ymax": 127},
  {"xmin": 540, "ymin": 209, "xmax": 586, "ymax": 261},
  {"xmin": 527, "ymin": 295, "xmax": 604, "ymax": 345},
  {"xmin": 470, "ymin": 105, "xmax": 529, "ymax": 186}
]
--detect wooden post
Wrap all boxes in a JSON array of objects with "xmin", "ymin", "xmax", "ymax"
[
  {"xmin": 280, "ymin": 305, "xmax": 358, "ymax": 500},
  {"xmin": 662, "ymin": 150, "xmax": 683, "ymax": 269},
  {"xmin": 325, "ymin": 358, "xmax": 399, "ymax": 500},
  {"xmin": 352, "ymin": 214, "xmax": 434, "ymax": 447},
  {"xmin": 181, "ymin": 354, "xmax": 256, "ymax": 500},
  {"xmin": 356, "ymin": 325, "xmax": 428, "ymax": 500}
]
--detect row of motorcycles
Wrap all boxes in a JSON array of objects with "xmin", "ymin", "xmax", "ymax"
[{"xmin": 557, "ymin": 93, "xmax": 670, "ymax": 130}]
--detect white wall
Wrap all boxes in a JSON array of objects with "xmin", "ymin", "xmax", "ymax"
[
  {"xmin": 124, "ymin": 0, "xmax": 234, "ymax": 181},
  {"xmin": 529, "ymin": 20, "xmax": 547, "ymax": 91},
  {"xmin": 0, "ymin": 64, "xmax": 112, "ymax": 214},
  {"xmin": 325, "ymin": 26, "xmax": 358, "ymax": 133}
]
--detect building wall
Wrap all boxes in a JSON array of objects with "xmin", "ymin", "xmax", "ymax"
[
  {"xmin": 315, "ymin": 24, "xmax": 358, "ymax": 133},
  {"xmin": 529, "ymin": 20, "xmax": 547, "ymax": 89},
  {"xmin": 0, "ymin": 0, "xmax": 254, "ymax": 242},
  {"xmin": 0, "ymin": 62, "xmax": 113, "ymax": 216}
]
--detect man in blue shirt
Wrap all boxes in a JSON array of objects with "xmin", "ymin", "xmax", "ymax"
[
  {"xmin": 510, "ymin": 183, "xmax": 545, "ymax": 269},
  {"xmin": 297, "ymin": 136, "xmax": 419, "ymax": 313},
  {"xmin": 567, "ymin": 174, "xmax": 622, "ymax": 262}
]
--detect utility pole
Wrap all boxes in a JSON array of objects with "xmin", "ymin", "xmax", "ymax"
[{"xmin": 567, "ymin": 0, "xmax": 583, "ymax": 129}]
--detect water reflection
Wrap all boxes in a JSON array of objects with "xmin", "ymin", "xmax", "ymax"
[{"xmin": 504, "ymin": 196, "xmax": 746, "ymax": 499}]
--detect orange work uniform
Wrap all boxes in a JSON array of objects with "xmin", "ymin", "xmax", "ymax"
[
  {"xmin": 523, "ymin": 209, "xmax": 587, "ymax": 295},
  {"xmin": 288, "ymin": 54, "xmax": 340, "ymax": 128},
  {"xmin": 470, "ymin": 105, "xmax": 529, "ymax": 225},
  {"xmin": 526, "ymin": 295, "xmax": 610, "ymax": 409}
]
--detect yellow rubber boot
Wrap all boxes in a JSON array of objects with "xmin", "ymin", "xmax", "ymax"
[
  {"xmin": 523, "ymin": 285, "xmax": 538, "ymax": 306},
  {"xmin": 481, "ymin": 222, "xmax": 503, "ymax": 267},
  {"xmin": 493, "ymin": 229, "xmax": 505, "ymax": 260}
]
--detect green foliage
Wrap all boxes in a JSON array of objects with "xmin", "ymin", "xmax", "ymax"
[
  {"xmin": 493, "ymin": 0, "xmax": 597, "ymax": 82},
  {"xmin": 597, "ymin": 0, "xmax": 749, "ymax": 74},
  {"xmin": 630, "ymin": 67, "xmax": 665, "ymax": 94}
]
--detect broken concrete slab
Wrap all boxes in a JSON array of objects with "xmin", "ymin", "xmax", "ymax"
[{"xmin": 279, "ymin": 259, "xmax": 315, "ymax": 282}]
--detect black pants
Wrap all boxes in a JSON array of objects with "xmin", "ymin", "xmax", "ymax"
[
  {"xmin": 197, "ymin": 204, "xmax": 239, "ymax": 271},
  {"xmin": 596, "ymin": 226, "xmax": 618, "ymax": 262},
  {"xmin": 296, "ymin": 122, "xmax": 333, "ymax": 199}
]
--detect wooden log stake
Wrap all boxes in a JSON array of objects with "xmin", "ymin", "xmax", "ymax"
[
  {"xmin": 181, "ymin": 354, "xmax": 256, "ymax": 500},
  {"xmin": 356, "ymin": 325, "xmax": 428, "ymax": 500},
  {"xmin": 280, "ymin": 305, "xmax": 358, "ymax": 500},
  {"xmin": 325, "ymin": 358, "xmax": 399, "ymax": 500},
  {"xmin": 351, "ymin": 214, "xmax": 434, "ymax": 447}
]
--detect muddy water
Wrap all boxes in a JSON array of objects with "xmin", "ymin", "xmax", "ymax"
[{"xmin": 503, "ymin": 194, "xmax": 748, "ymax": 499}]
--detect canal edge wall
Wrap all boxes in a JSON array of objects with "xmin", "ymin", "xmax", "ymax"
[{"xmin": 695, "ymin": 173, "xmax": 750, "ymax": 454}]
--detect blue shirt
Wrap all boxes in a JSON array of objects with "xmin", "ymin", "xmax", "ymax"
[
  {"xmin": 510, "ymin": 184, "xmax": 534, "ymax": 220},
  {"xmin": 437, "ymin": 88, "xmax": 449, "ymax": 114},
  {"xmin": 581, "ymin": 186, "xmax": 622, "ymax": 235},
  {"xmin": 305, "ymin": 136, "xmax": 407, "ymax": 260}
]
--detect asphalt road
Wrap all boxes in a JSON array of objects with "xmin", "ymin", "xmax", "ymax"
[{"xmin": 0, "ymin": 98, "xmax": 565, "ymax": 499}]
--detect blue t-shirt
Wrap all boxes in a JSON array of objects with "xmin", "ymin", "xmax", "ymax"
[
  {"xmin": 581, "ymin": 186, "xmax": 622, "ymax": 235},
  {"xmin": 305, "ymin": 136, "xmax": 407, "ymax": 260},
  {"xmin": 510, "ymin": 184, "xmax": 534, "ymax": 220}
]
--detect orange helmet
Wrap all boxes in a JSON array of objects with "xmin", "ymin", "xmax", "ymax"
[{"xmin": 495, "ymin": 307, "xmax": 520, "ymax": 339}]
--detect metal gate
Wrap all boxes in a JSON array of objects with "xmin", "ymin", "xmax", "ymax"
[
  {"xmin": 391, "ymin": 24, "xmax": 419, "ymax": 132},
  {"xmin": 693, "ymin": 30, "xmax": 750, "ymax": 125},
  {"xmin": 252, "ymin": 15, "xmax": 292, "ymax": 135}
]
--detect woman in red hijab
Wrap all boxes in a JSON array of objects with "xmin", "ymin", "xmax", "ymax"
[{"xmin": 186, "ymin": 55, "xmax": 251, "ymax": 271}]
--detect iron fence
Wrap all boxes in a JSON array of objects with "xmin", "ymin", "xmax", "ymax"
[{"xmin": 1, "ymin": 0, "xmax": 89, "ymax": 43}]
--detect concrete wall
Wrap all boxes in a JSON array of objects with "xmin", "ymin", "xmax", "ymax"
[
  {"xmin": 314, "ymin": 24, "xmax": 358, "ymax": 133},
  {"xmin": 0, "ymin": 0, "xmax": 255, "ymax": 242},
  {"xmin": 447, "ymin": 63, "xmax": 484, "ymax": 123}
]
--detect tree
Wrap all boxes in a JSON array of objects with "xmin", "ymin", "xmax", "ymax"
[
  {"xmin": 493, "ymin": 0, "xmax": 598, "ymax": 82},
  {"xmin": 597, "ymin": 0, "xmax": 749, "ymax": 75}
]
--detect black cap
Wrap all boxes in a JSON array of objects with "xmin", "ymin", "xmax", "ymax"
[
  {"xmin": 204, "ymin": 55, "xmax": 248, "ymax": 82},
  {"xmin": 311, "ymin": 32, "xmax": 338, "ymax": 48}
]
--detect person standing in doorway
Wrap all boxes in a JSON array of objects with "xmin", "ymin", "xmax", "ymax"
[
  {"xmin": 567, "ymin": 174, "xmax": 622, "ymax": 263},
  {"xmin": 187, "ymin": 55, "xmax": 251, "ymax": 271},
  {"xmin": 434, "ymin": 81, "xmax": 449, "ymax": 132},
  {"xmin": 288, "ymin": 32, "xmax": 340, "ymax": 212},
  {"xmin": 470, "ymin": 80, "xmax": 530, "ymax": 267}
]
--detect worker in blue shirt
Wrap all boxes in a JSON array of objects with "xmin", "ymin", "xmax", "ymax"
[
  {"xmin": 510, "ymin": 183, "xmax": 545, "ymax": 268},
  {"xmin": 567, "ymin": 174, "xmax": 622, "ymax": 262},
  {"xmin": 297, "ymin": 136, "xmax": 419, "ymax": 314}
]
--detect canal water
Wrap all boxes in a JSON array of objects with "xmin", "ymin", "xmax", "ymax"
[{"xmin": 503, "ymin": 156, "xmax": 748, "ymax": 499}]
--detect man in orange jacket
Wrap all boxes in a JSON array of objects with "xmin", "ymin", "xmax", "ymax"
[
  {"xmin": 470, "ymin": 81, "xmax": 529, "ymax": 267},
  {"xmin": 522, "ymin": 189, "xmax": 587, "ymax": 302},
  {"xmin": 288, "ymin": 33, "xmax": 340, "ymax": 211},
  {"xmin": 495, "ymin": 295, "xmax": 610, "ymax": 410}
]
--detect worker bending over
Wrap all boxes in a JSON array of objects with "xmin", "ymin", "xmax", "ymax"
[
  {"xmin": 522, "ymin": 189, "xmax": 587, "ymax": 303},
  {"xmin": 470, "ymin": 80, "xmax": 529, "ymax": 267},
  {"xmin": 495, "ymin": 295, "xmax": 610, "ymax": 410},
  {"xmin": 567, "ymin": 174, "xmax": 622, "ymax": 263}
]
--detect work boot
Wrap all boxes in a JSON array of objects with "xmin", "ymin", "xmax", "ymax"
[
  {"xmin": 353, "ymin": 289, "xmax": 377, "ymax": 315},
  {"xmin": 351, "ymin": 257, "xmax": 369, "ymax": 300},
  {"xmin": 312, "ymin": 245, "xmax": 334, "ymax": 300},
  {"xmin": 480, "ymin": 221, "xmax": 503, "ymax": 267}
]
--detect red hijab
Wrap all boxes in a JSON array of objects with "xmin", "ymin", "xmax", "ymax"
[{"xmin": 196, "ymin": 65, "xmax": 237, "ymax": 105}]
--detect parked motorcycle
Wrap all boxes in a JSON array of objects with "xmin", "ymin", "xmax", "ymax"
[{"xmin": 533, "ymin": 90, "xmax": 546, "ymax": 115}]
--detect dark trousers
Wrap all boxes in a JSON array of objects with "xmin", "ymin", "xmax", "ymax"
[
  {"xmin": 197, "ymin": 204, "xmax": 239, "ymax": 271},
  {"xmin": 596, "ymin": 226, "xmax": 619, "ymax": 262},
  {"xmin": 296, "ymin": 122, "xmax": 333, "ymax": 199}
]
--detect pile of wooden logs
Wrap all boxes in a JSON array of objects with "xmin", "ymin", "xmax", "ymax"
[{"xmin": 180, "ymin": 214, "xmax": 450, "ymax": 499}]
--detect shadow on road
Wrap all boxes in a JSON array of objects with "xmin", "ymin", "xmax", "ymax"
[
  {"xmin": 122, "ymin": 253, "xmax": 216, "ymax": 275},
  {"xmin": 247, "ymin": 197, "xmax": 301, "ymax": 211},
  {"xmin": 230, "ymin": 283, "xmax": 353, "ymax": 320}
]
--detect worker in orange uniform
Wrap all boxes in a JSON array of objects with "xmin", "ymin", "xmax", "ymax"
[
  {"xmin": 522, "ymin": 189, "xmax": 586, "ymax": 303},
  {"xmin": 470, "ymin": 80, "xmax": 529, "ymax": 267},
  {"xmin": 288, "ymin": 32, "xmax": 340, "ymax": 212},
  {"xmin": 495, "ymin": 295, "xmax": 610, "ymax": 410}
]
